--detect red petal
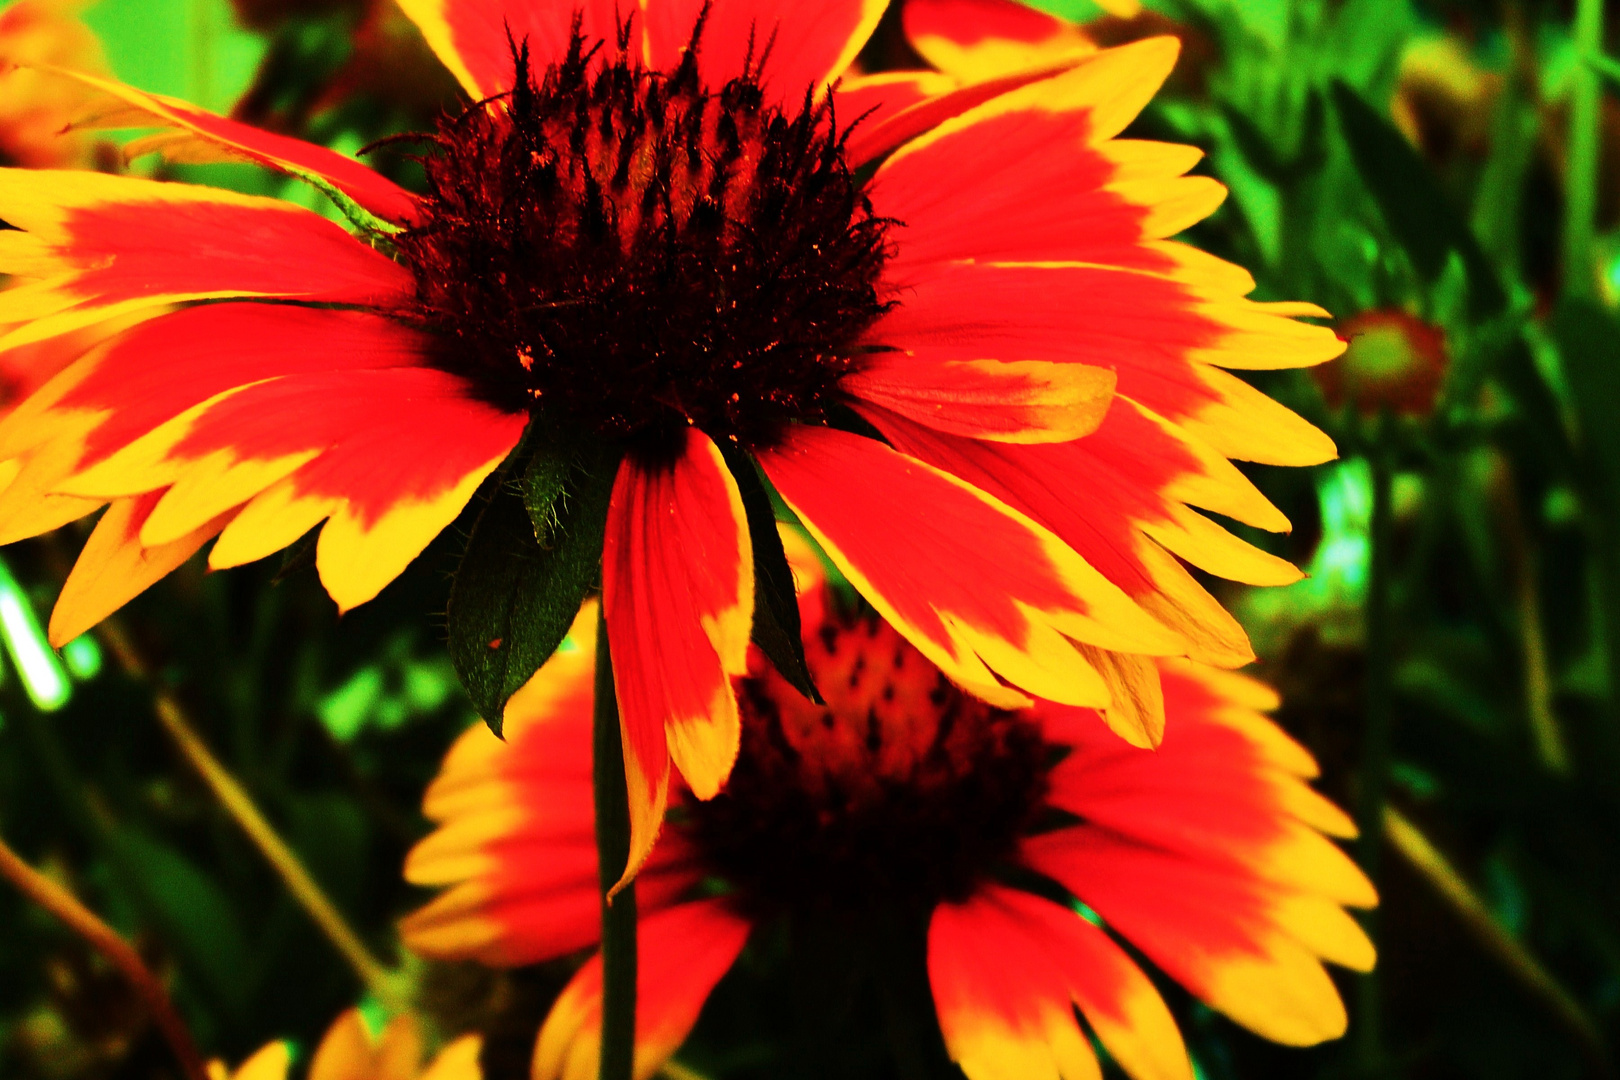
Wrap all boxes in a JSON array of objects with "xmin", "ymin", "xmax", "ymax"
[
  {"xmin": 394, "ymin": 0, "xmax": 627, "ymax": 97},
  {"xmin": 644, "ymin": 0, "xmax": 887, "ymax": 107},
  {"xmin": 902, "ymin": 0, "xmax": 1096, "ymax": 82},
  {"xmin": 868, "ymin": 260, "xmax": 1336, "ymax": 465},
  {"xmin": 841, "ymin": 356, "xmax": 1115, "ymax": 443},
  {"xmin": 62, "ymin": 71, "xmax": 418, "ymax": 222},
  {"xmin": 756, "ymin": 426, "xmax": 1183, "ymax": 710},
  {"xmin": 834, "ymin": 70, "xmax": 957, "ymax": 132},
  {"xmin": 533, "ymin": 899, "xmax": 752, "ymax": 1080},
  {"xmin": 0, "ymin": 170, "xmax": 412, "ymax": 349},
  {"xmin": 929, "ymin": 885, "xmax": 1191, "ymax": 1080},
  {"xmin": 403, "ymin": 603, "xmax": 702, "ymax": 966},
  {"xmin": 603, "ymin": 430, "xmax": 753, "ymax": 891}
]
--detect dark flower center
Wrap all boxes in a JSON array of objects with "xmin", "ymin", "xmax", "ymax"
[
  {"xmin": 391, "ymin": 19, "xmax": 895, "ymax": 459},
  {"xmin": 684, "ymin": 604, "xmax": 1052, "ymax": 918}
]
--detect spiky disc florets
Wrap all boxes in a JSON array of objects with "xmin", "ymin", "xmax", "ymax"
[{"xmin": 392, "ymin": 21, "xmax": 894, "ymax": 459}]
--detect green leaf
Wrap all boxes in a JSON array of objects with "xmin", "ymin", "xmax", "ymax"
[
  {"xmin": 1330, "ymin": 80, "xmax": 1507, "ymax": 319},
  {"xmin": 104, "ymin": 823, "xmax": 255, "ymax": 1019},
  {"xmin": 448, "ymin": 443, "xmax": 620, "ymax": 734},
  {"xmin": 718, "ymin": 443, "xmax": 821, "ymax": 704}
]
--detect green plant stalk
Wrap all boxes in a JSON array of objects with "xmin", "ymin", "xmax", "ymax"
[
  {"xmin": 1355, "ymin": 429, "xmax": 1396, "ymax": 1073},
  {"xmin": 594, "ymin": 606, "xmax": 637, "ymax": 1080},
  {"xmin": 1564, "ymin": 0, "xmax": 1605, "ymax": 300}
]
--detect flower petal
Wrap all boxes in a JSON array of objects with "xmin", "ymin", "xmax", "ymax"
[
  {"xmin": 756, "ymin": 426, "xmax": 1185, "ymax": 711},
  {"xmin": 1022, "ymin": 660, "xmax": 1374, "ymax": 1047},
  {"xmin": 644, "ymin": 0, "xmax": 887, "ymax": 108},
  {"xmin": 47, "ymin": 490, "xmax": 234, "ymax": 646},
  {"xmin": 841, "ymin": 357, "xmax": 1115, "ymax": 443},
  {"xmin": 603, "ymin": 429, "xmax": 753, "ymax": 889},
  {"xmin": 394, "ymin": 0, "xmax": 626, "ymax": 98},
  {"xmin": 929, "ymin": 886, "xmax": 1193, "ymax": 1080},
  {"xmin": 0, "ymin": 171, "xmax": 411, "ymax": 350},
  {"xmin": 59, "ymin": 69, "xmax": 419, "ymax": 223},
  {"xmin": 834, "ymin": 70, "xmax": 958, "ymax": 131},
  {"xmin": 403, "ymin": 603, "xmax": 701, "ymax": 966},
  {"xmin": 903, "ymin": 0, "xmax": 1096, "ymax": 83},
  {"xmin": 869, "ymin": 260, "xmax": 1337, "ymax": 466},
  {"xmin": 55, "ymin": 366, "xmax": 526, "ymax": 612},
  {"xmin": 532, "ymin": 898, "xmax": 752, "ymax": 1080},
  {"xmin": 864, "ymin": 401, "xmax": 1292, "ymax": 670}
]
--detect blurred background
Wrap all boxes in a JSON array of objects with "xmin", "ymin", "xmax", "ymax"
[{"xmin": 0, "ymin": 0, "xmax": 1617, "ymax": 1077}]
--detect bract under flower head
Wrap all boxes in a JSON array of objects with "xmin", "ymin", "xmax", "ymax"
[{"xmin": 396, "ymin": 19, "xmax": 892, "ymax": 457}]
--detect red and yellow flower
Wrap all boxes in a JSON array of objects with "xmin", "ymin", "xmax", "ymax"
[
  {"xmin": 402, "ymin": 556, "xmax": 1374, "ymax": 1080},
  {"xmin": 0, "ymin": 0, "xmax": 1339, "ymax": 878}
]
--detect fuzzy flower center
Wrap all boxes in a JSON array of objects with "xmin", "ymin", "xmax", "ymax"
[
  {"xmin": 685, "ymin": 605, "xmax": 1053, "ymax": 917},
  {"xmin": 391, "ymin": 23, "xmax": 894, "ymax": 459}
]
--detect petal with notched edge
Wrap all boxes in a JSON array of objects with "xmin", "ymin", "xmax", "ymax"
[
  {"xmin": 603, "ymin": 429, "xmax": 753, "ymax": 890},
  {"xmin": 533, "ymin": 899, "xmax": 752, "ymax": 1080},
  {"xmin": 929, "ymin": 886, "xmax": 1192, "ymax": 1080},
  {"xmin": 47, "ymin": 491, "xmax": 235, "ymax": 646},
  {"xmin": 0, "ymin": 171, "xmax": 411, "ymax": 349},
  {"xmin": 55, "ymin": 366, "xmax": 526, "ymax": 613},
  {"xmin": 756, "ymin": 426, "xmax": 1186, "ymax": 711}
]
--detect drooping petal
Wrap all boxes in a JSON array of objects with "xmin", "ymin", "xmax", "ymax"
[
  {"xmin": 643, "ymin": 0, "xmax": 887, "ymax": 107},
  {"xmin": 865, "ymin": 402, "xmax": 1298, "ymax": 670},
  {"xmin": 602, "ymin": 429, "xmax": 753, "ymax": 888},
  {"xmin": 929, "ymin": 885, "xmax": 1192, "ymax": 1080},
  {"xmin": 840, "ymin": 356, "xmax": 1115, "ymax": 443},
  {"xmin": 393, "ymin": 0, "xmax": 626, "ymax": 98},
  {"xmin": 402, "ymin": 603, "xmax": 702, "ymax": 966},
  {"xmin": 47, "ymin": 489, "xmax": 235, "ymax": 646},
  {"xmin": 903, "ymin": 0, "xmax": 1097, "ymax": 83},
  {"xmin": 869, "ymin": 261, "xmax": 1338, "ymax": 467},
  {"xmin": 0, "ymin": 170, "xmax": 412, "ymax": 349},
  {"xmin": 1021, "ymin": 660, "xmax": 1375, "ymax": 1047},
  {"xmin": 532, "ymin": 898, "xmax": 752, "ymax": 1080},
  {"xmin": 59, "ymin": 69, "xmax": 419, "ymax": 222},
  {"xmin": 52, "ymin": 365, "xmax": 526, "ymax": 612},
  {"xmin": 307, "ymin": 1009, "xmax": 425, "ymax": 1080},
  {"xmin": 756, "ymin": 426, "xmax": 1185, "ymax": 712}
]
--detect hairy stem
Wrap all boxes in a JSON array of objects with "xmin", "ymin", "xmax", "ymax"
[{"xmin": 1564, "ymin": 0, "xmax": 1605, "ymax": 300}]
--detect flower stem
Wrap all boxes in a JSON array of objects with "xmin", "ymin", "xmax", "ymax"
[
  {"xmin": 0, "ymin": 830, "xmax": 209, "ymax": 1080},
  {"xmin": 594, "ymin": 605, "xmax": 637, "ymax": 1080},
  {"xmin": 1564, "ymin": 0, "xmax": 1605, "ymax": 300},
  {"xmin": 95, "ymin": 618, "xmax": 409, "ymax": 1014},
  {"xmin": 1355, "ymin": 428, "xmax": 1396, "ymax": 1074}
]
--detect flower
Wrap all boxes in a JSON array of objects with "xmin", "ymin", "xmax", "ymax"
[
  {"xmin": 0, "ymin": 1, "xmax": 1341, "ymax": 878},
  {"xmin": 208, "ymin": 1008, "xmax": 483, "ymax": 1080},
  {"xmin": 401, "ymin": 554, "xmax": 1375, "ymax": 1080},
  {"xmin": 1314, "ymin": 309, "xmax": 1447, "ymax": 417}
]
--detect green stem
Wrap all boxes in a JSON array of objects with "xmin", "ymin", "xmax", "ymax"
[
  {"xmin": 594, "ymin": 606, "xmax": 637, "ymax": 1080},
  {"xmin": 1564, "ymin": 0, "xmax": 1605, "ymax": 300},
  {"xmin": 1355, "ymin": 426, "xmax": 1396, "ymax": 1074}
]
